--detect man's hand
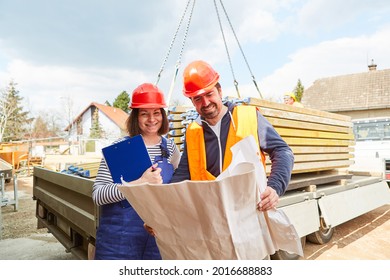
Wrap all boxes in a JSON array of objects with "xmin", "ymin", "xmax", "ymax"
[{"xmin": 257, "ymin": 186, "xmax": 279, "ymax": 211}]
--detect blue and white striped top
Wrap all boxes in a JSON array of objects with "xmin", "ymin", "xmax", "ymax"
[{"xmin": 92, "ymin": 136, "xmax": 180, "ymax": 206}]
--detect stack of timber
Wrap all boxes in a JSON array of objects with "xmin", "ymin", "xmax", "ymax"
[
  {"xmin": 167, "ymin": 105, "xmax": 194, "ymax": 152},
  {"xmin": 242, "ymin": 97, "xmax": 355, "ymax": 191},
  {"xmin": 61, "ymin": 161, "xmax": 101, "ymax": 179},
  {"xmin": 166, "ymin": 97, "xmax": 355, "ymax": 192}
]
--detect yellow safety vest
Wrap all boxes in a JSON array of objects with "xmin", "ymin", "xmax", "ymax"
[{"xmin": 185, "ymin": 105, "xmax": 266, "ymax": 180}]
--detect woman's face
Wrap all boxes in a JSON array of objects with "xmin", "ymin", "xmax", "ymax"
[{"xmin": 138, "ymin": 108, "xmax": 162, "ymax": 135}]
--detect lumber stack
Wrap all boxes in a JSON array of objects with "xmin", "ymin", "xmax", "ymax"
[
  {"xmin": 61, "ymin": 161, "xmax": 101, "ymax": 178},
  {"xmin": 167, "ymin": 97, "xmax": 355, "ymax": 188},
  {"xmin": 242, "ymin": 97, "xmax": 354, "ymax": 175},
  {"xmin": 167, "ymin": 105, "xmax": 195, "ymax": 152}
]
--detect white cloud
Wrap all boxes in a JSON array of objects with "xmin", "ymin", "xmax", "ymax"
[
  {"xmin": 296, "ymin": 0, "xmax": 390, "ymax": 35},
  {"xmin": 1, "ymin": 0, "xmax": 390, "ymax": 120},
  {"xmin": 0, "ymin": 60, "xmax": 149, "ymax": 115},
  {"xmin": 258, "ymin": 25, "xmax": 390, "ymax": 102}
]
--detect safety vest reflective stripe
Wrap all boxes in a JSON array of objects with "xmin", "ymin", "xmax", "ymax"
[{"xmin": 186, "ymin": 105, "xmax": 265, "ymax": 180}]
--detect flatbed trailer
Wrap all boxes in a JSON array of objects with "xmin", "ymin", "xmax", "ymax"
[
  {"xmin": 32, "ymin": 99, "xmax": 390, "ymax": 259},
  {"xmin": 32, "ymin": 167, "xmax": 389, "ymax": 260}
]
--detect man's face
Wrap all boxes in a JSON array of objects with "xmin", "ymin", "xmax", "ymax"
[
  {"xmin": 190, "ymin": 87, "xmax": 223, "ymax": 122},
  {"xmin": 284, "ymin": 96, "xmax": 294, "ymax": 105}
]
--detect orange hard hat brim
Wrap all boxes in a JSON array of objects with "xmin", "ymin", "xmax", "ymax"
[
  {"xmin": 130, "ymin": 103, "xmax": 166, "ymax": 109},
  {"xmin": 183, "ymin": 74, "xmax": 219, "ymax": 98}
]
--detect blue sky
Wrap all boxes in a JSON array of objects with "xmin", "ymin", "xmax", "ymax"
[{"xmin": 1, "ymin": 0, "xmax": 389, "ymax": 119}]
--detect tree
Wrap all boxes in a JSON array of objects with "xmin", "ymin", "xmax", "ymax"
[
  {"xmin": 293, "ymin": 79, "xmax": 304, "ymax": 102},
  {"xmin": 0, "ymin": 86, "xmax": 15, "ymax": 142},
  {"xmin": 89, "ymin": 108, "xmax": 105, "ymax": 138},
  {"xmin": 30, "ymin": 111, "xmax": 63, "ymax": 139},
  {"xmin": 113, "ymin": 91, "xmax": 130, "ymax": 113},
  {"xmin": 60, "ymin": 95, "xmax": 76, "ymax": 133},
  {"xmin": 31, "ymin": 116, "xmax": 51, "ymax": 139},
  {"xmin": 0, "ymin": 80, "xmax": 31, "ymax": 142}
]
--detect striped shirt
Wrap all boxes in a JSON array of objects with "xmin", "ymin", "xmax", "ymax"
[{"xmin": 92, "ymin": 136, "xmax": 180, "ymax": 206}]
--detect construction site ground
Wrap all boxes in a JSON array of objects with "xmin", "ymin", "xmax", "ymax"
[{"xmin": 1, "ymin": 155, "xmax": 389, "ymax": 260}]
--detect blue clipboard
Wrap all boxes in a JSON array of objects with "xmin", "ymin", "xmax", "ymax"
[{"xmin": 102, "ymin": 135, "xmax": 152, "ymax": 183}]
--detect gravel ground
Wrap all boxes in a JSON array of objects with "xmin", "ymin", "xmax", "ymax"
[
  {"xmin": 0, "ymin": 175, "xmax": 76, "ymax": 260},
  {"xmin": 1, "ymin": 174, "xmax": 389, "ymax": 260}
]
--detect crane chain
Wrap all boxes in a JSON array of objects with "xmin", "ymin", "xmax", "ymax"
[
  {"xmin": 165, "ymin": 0, "xmax": 196, "ymax": 106},
  {"xmin": 156, "ymin": 0, "xmax": 193, "ymax": 86},
  {"xmin": 217, "ymin": 0, "xmax": 263, "ymax": 99},
  {"xmin": 213, "ymin": 0, "xmax": 240, "ymax": 98}
]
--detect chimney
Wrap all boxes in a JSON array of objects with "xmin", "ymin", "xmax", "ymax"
[{"xmin": 368, "ymin": 59, "xmax": 377, "ymax": 71}]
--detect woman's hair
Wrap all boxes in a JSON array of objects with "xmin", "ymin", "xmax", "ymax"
[{"xmin": 126, "ymin": 108, "xmax": 169, "ymax": 137}]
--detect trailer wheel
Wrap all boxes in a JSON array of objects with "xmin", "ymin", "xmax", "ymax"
[
  {"xmin": 306, "ymin": 218, "xmax": 334, "ymax": 244},
  {"xmin": 270, "ymin": 237, "xmax": 306, "ymax": 260}
]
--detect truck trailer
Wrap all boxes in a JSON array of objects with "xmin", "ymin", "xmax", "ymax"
[{"xmin": 32, "ymin": 98, "xmax": 390, "ymax": 260}]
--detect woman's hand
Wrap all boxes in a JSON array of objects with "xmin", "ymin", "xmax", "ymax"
[{"xmin": 141, "ymin": 163, "xmax": 163, "ymax": 184}]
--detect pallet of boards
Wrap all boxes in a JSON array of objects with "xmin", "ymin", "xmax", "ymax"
[
  {"xmin": 166, "ymin": 97, "xmax": 355, "ymax": 185},
  {"xmin": 167, "ymin": 105, "xmax": 194, "ymax": 152},
  {"xmin": 60, "ymin": 161, "xmax": 101, "ymax": 178},
  {"xmin": 241, "ymin": 97, "xmax": 354, "ymax": 177}
]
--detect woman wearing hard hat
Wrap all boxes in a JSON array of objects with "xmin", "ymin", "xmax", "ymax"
[{"xmin": 92, "ymin": 83, "xmax": 181, "ymax": 260}]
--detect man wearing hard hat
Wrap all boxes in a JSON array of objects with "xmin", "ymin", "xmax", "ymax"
[{"xmin": 171, "ymin": 60, "xmax": 294, "ymax": 212}]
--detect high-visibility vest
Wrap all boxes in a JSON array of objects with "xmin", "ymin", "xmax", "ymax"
[{"xmin": 186, "ymin": 105, "xmax": 266, "ymax": 180}]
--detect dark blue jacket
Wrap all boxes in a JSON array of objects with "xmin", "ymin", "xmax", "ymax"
[{"xmin": 171, "ymin": 101, "xmax": 294, "ymax": 196}]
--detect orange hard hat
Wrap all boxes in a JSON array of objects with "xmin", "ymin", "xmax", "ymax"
[
  {"xmin": 182, "ymin": 60, "xmax": 220, "ymax": 97},
  {"xmin": 130, "ymin": 83, "xmax": 167, "ymax": 108}
]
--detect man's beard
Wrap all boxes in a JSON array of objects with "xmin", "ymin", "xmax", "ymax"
[{"xmin": 201, "ymin": 103, "xmax": 219, "ymax": 119}]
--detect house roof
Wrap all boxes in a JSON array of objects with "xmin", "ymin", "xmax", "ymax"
[
  {"xmin": 302, "ymin": 68, "xmax": 390, "ymax": 112},
  {"xmin": 65, "ymin": 102, "xmax": 129, "ymax": 131}
]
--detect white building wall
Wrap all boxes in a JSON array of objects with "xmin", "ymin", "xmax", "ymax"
[
  {"xmin": 99, "ymin": 113, "xmax": 123, "ymax": 140},
  {"xmin": 81, "ymin": 109, "xmax": 93, "ymax": 137},
  {"xmin": 66, "ymin": 106, "xmax": 126, "ymax": 155},
  {"xmin": 69, "ymin": 108, "xmax": 123, "ymax": 139}
]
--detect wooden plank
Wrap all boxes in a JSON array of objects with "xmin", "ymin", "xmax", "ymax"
[
  {"xmin": 168, "ymin": 114, "xmax": 184, "ymax": 121},
  {"xmin": 275, "ymin": 127, "xmax": 354, "ymax": 140},
  {"xmin": 168, "ymin": 106, "xmax": 194, "ymax": 113},
  {"xmin": 291, "ymin": 153, "xmax": 353, "ymax": 162},
  {"xmin": 75, "ymin": 162, "xmax": 101, "ymax": 169},
  {"xmin": 290, "ymin": 146, "xmax": 354, "ymax": 154},
  {"xmin": 287, "ymin": 173, "xmax": 353, "ymax": 191},
  {"xmin": 168, "ymin": 129, "xmax": 184, "ymax": 136},
  {"xmin": 242, "ymin": 97, "xmax": 351, "ymax": 122},
  {"xmin": 283, "ymin": 137, "xmax": 354, "ymax": 146},
  {"xmin": 169, "ymin": 122, "xmax": 185, "ymax": 129},
  {"xmin": 258, "ymin": 107, "xmax": 352, "ymax": 127},
  {"xmin": 267, "ymin": 117, "xmax": 351, "ymax": 134},
  {"xmin": 167, "ymin": 135, "xmax": 183, "ymax": 145},
  {"xmin": 277, "ymin": 160, "xmax": 354, "ymax": 174},
  {"xmin": 265, "ymin": 153, "xmax": 353, "ymax": 165}
]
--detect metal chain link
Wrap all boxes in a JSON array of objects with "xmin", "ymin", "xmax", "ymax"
[
  {"xmin": 156, "ymin": 0, "xmax": 193, "ymax": 85},
  {"xmin": 213, "ymin": 0, "xmax": 240, "ymax": 98},
  {"xmin": 177, "ymin": 0, "xmax": 196, "ymax": 67},
  {"xmin": 218, "ymin": 0, "xmax": 263, "ymax": 99},
  {"xmin": 165, "ymin": 0, "xmax": 196, "ymax": 106}
]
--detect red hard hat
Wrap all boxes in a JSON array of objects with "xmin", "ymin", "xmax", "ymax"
[
  {"xmin": 130, "ymin": 83, "xmax": 167, "ymax": 108},
  {"xmin": 183, "ymin": 60, "xmax": 220, "ymax": 98}
]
